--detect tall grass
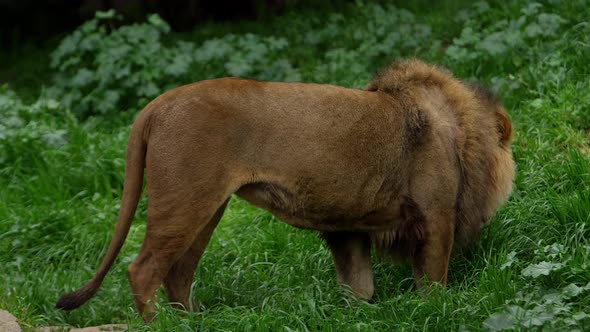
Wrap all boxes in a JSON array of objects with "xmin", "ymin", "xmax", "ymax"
[{"xmin": 1, "ymin": 0, "xmax": 589, "ymax": 330}]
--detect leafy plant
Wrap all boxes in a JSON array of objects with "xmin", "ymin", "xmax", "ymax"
[
  {"xmin": 2, "ymin": 0, "xmax": 590, "ymax": 330},
  {"xmin": 485, "ymin": 242, "xmax": 590, "ymax": 331},
  {"xmin": 193, "ymin": 34, "xmax": 301, "ymax": 82},
  {"xmin": 445, "ymin": 1, "xmax": 567, "ymax": 93},
  {"xmin": 48, "ymin": 10, "xmax": 308, "ymax": 117},
  {"xmin": 294, "ymin": 4, "xmax": 434, "ymax": 86},
  {"xmin": 0, "ymin": 86, "xmax": 70, "ymax": 167},
  {"xmin": 49, "ymin": 10, "xmax": 196, "ymax": 117}
]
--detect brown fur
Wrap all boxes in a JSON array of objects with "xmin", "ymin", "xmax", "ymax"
[{"xmin": 56, "ymin": 59, "xmax": 514, "ymax": 320}]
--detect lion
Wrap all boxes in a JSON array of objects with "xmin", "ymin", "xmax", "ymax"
[{"xmin": 56, "ymin": 59, "xmax": 515, "ymax": 319}]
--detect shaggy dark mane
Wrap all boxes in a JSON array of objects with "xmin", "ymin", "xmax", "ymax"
[
  {"xmin": 365, "ymin": 59, "xmax": 456, "ymax": 94},
  {"xmin": 365, "ymin": 59, "xmax": 513, "ymax": 248}
]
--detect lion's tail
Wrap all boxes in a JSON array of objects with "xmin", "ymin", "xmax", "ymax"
[{"xmin": 56, "ymin": 109, "xmax": 151, "ymax": 311}]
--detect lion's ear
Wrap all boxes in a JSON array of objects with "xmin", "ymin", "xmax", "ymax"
[
  {"xmin": 496, "ymin": 110, "xmax": 512, "ymax": 146},
  {"xmin": 365, "ymin": 81, "xmax": 378, "ymax": 91}
]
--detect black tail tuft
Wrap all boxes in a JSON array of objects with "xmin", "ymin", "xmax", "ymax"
[{"xmin": 56, "ymin": 281, "xmax": 99, "ymax": 310}]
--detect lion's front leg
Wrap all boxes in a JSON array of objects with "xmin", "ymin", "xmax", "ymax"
[
  {"xmin": 411, "ymin": 209, "xmax": 454, "ymax": 288},
  {"xmin": 321, "ymin": 232, "xmax": 374, "ymax": 300}
]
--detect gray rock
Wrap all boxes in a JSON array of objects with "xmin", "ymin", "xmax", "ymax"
[
  {"xmin": 37, "ymin": 324, "xmax": 127, "ymax": 332},
  {"xmin": 0, "ymin": 309, "xmax": 21, "ymax": 332},
  {"xmin": 70, "ymin": 324, "xmax": 127, "ymax": 332},
  {"xmin": 0, "ymin": 309, "xmax": 126, "ymax": 332}
]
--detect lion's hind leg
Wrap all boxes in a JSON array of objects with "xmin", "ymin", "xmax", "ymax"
[
  {"xmin": 127, "ymin": 184, "xmax": 233, "ymax": 321},
  {"xmin": 321, "ymin": 232, "xmax": 374, "ymax": 300},
  {"xmin": 163, "ymin": 198, "xmax": 230, "ymax": 311}
]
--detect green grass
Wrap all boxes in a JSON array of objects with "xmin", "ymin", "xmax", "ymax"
[{"xmin": 1, "ymin": 0, "xmax": 589, "ymax": 331}]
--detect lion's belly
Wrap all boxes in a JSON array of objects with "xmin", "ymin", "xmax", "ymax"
[{"xmin": 235, "ymin": 181, "xmax": 402, "ymax": 232}]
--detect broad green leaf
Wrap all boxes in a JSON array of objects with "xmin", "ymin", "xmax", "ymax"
[
  {"xmin": 563, "ymin": 284, "xmax": 584, "ymax": 298},
  {"xmin": 521, "ymin": 261, "xmax": 563, "ymax": 278},
  {"xmin": 148, "ymin": 14, "xmax": 171, "ymax": 33},
  {"xmin": 225, "ymin": 61, "xmax": 253, "ymax": 77},
  {"xmin": 525, "ymin": 23, "xmax": 543, "ymax": 37},
  {"xmin": 530, "ymin": 98, "xmax": 544, "ymax": 109},
  {"xmin": 71, "ymin": 69, "xmax": 95, "ymax": 87},
  {"xmin": 165, "ymin": 54, "xmax": 192, "ymax": 76},
  {"xmin": 95, "ymin": 9, "xmax": 116, "ymax": 19},
  {"xmin": 573, "ymin": 312, "xmax": 590, "ymax": 321},
  {"xmin": 537, "ymin": 13, "xmax": 567, "ymax": 36},
  {"xmin": 500, "ymin": 251, "xmax": 518, "ymax": 270},
  {"xmin": 46, "ymin": 100, "xmax": 60, "ymax": 110},
  {"xmin": 41, "ymin": 130, "xmax": 69, "ymax": 148},
  {"xmin": 522, "ymin": 311, "xmax": 555, "ymax": 328},
  {"xmin": 521, "ymin": 2, "xmax": 542, "ymax": 16},
  {"xmin": 473, "ymin": 1, "xmax": 490, "ymax": 13},
  {"xmin": 480, "ymin": 32, "xmax": 507, "ymax": 56},
  {"xmin": 483, "ymin": 313, "xmax": 516, "ymax": 331}
]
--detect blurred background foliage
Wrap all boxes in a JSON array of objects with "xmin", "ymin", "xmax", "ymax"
[
  {"xmin": 1, "ymin": 0, "xmax": 589, "ymax": 330},
  {"xmin": 1, "ymin": 0, "xmax": 370, "ymax": 48}
]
